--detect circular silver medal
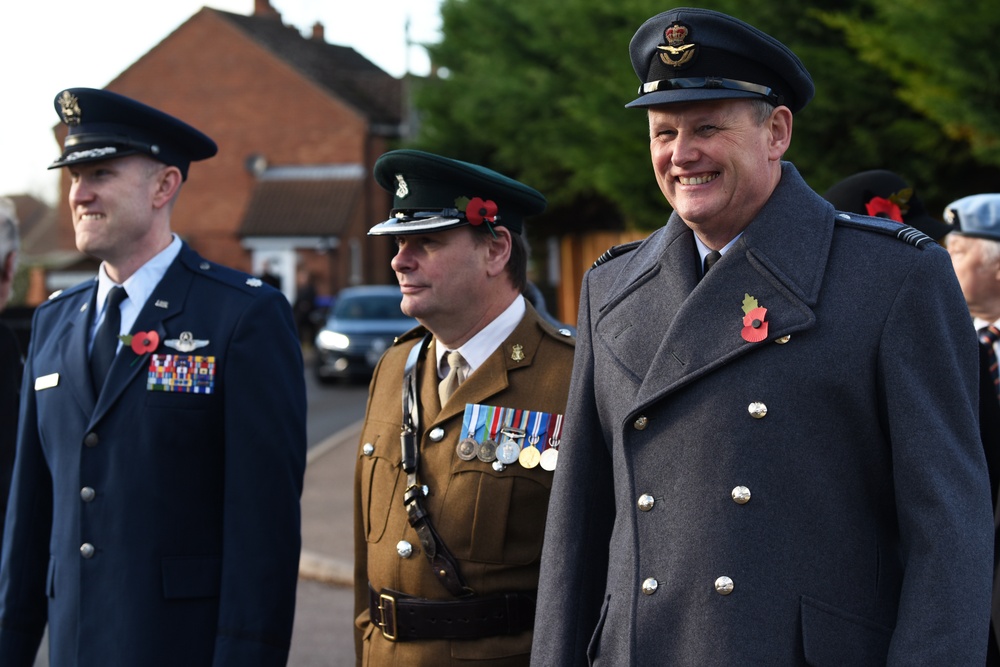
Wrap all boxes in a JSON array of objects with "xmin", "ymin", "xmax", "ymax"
[
  {"xmin": 539, "ymin": 447, "xmax": 559, "ymax": 471},
  {"xmin": 456, "ymin": 437, "xmax": 478, "ymax": 461},
  {"xmin": 496, "ymin": 438, "xmax": 521, "ymax": 465},
  {"xmin": 477, "ymin": 439, "xmax": 498, "ymax": 463}
]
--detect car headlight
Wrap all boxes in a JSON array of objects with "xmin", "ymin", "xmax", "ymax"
[{"xmin": 316, "ymin": 330, "xmax": 350, "ymax": 350}]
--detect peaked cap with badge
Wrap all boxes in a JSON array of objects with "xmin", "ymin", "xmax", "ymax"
[
  {"xmin": 824, "ymin": 169, "xmax": 952, "ymax": 241},
  {"xmin": 626, "ymin": 7, "xmax": 814, "ymax": 112},
  {"xmin": 944, "ymin": 193, "xmax": 1000, "ymax": 242},
  {"xmin": 49, "ymin": 87, "xmax": 217, "ymax": 180},
  {"xmin": 369, "ymin": 149, "xmax": 546, "ymax": 236}
]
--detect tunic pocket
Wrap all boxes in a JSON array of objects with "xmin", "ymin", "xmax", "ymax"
[{"xmin": 359, "ymin": 425, "xmax": 402, "ymax": 544}]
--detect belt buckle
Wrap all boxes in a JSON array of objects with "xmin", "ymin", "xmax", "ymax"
[{"xmin": 377, "ymin": 592, "xmax": 398, "ymax": 641}]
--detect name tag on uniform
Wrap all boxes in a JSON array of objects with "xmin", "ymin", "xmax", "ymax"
[{"xmin": 34, "ymin": 373, "xmax": 60, "ymax": 391}]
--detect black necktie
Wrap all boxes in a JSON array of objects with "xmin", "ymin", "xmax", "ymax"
[
  {"xmin": 703, "ymin": 250, "xmax": 722, "ymax": 278},
  {"xmin": 980, "ymin": 325, "xmax": 1000, "ymax": 403},
  {"xmin": 90, "ymin": 286, "xmax": 128, "ymax": 393}
]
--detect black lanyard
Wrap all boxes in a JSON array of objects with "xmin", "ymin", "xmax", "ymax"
[{"xmin": 400, "ymin": 334, "xmax": 473, "ymax": 597}]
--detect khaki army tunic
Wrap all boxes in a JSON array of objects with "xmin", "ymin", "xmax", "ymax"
[{"xmin": 354, "ymin": 303, "xmax": 574, "ymax": 666}]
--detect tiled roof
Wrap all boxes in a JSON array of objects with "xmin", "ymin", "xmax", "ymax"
[
  {"xmin": 238, "ymin": 164, "xmax": 365, "ymax": 237},
  {"xmin": 213, "ymin": 9, "xmax": 404, "ymax": 128}
]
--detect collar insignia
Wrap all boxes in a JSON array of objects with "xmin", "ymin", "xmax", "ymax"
[
  {"xmin": 511, "ymin": 343, "xmax": 525, "ymax": 362},
  {"xmin": 657, "ymin": 22, "xmax": 696, "ymax": 68}
]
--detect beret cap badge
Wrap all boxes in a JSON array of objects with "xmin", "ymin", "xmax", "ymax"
[
  {"xmin": 657, "ymin": 22, "xmax": 696, "ymax": 68},
  {"xmin": 58, "ymin": 91, "xmax": 82, "ymax": 126}
]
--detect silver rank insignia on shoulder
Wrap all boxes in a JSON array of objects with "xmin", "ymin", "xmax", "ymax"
[
  {"xmin": 164, "ymin": 331, "xmax": 209, "ymax": 352},
  {"xmin": 246, "ymin": 277, "xmax": 263, "ymax": 287}
]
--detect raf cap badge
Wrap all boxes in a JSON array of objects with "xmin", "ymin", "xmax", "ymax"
[
  {"xmin": 657, "ymin": 22, "xmax": 696, "ymax": 68},
  {"xmin": 58, "ymin": 91, "xmax": 82, "ymax": 126}
]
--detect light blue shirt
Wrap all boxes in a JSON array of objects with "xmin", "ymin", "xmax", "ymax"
[
  {"xmin": 89, "ymin": 235, "xmax": 183, "ymax": 352},
  {"xmin": 694, "ymin": 232, "xmax": 743, "ymax": 276}
]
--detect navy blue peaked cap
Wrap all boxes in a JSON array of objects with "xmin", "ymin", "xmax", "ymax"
[
  {"xmin": 369, "ymin": 150, "xmax": 546, "ymax": 236},
  {"xmin": 626, "ymin": 7, "xmax": 814, "ymax": 113},
  {"xmin": 49, "ymin": 88, "xmax": 217, "ymax": 180}
]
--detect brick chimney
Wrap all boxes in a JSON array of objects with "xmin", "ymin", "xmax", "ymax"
[
  {"xmin": 253, "ymin": 0, "xmax": 281, "ymax": 20},
  {"xmin": 311, "ymin": 21, "xmax": 325, "ymax": 42}
]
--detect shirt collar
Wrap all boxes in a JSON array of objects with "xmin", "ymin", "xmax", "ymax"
[
  {"xmin": 435, "ymin": 294, "xmax": 526, "ymax": 379},
  {"xmin": 94, "ymin": 235, "xmax": 182, "ymax": 329}
]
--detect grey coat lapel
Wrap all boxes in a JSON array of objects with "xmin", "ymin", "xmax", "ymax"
[{"xmin": 598, "ymin": 164, "xmax": 835, "ymax": 409}]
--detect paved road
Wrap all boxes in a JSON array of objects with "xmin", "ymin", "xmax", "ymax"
[{"xmin": 32, "ymin": 357, "xmax": 370, "ymax": 667}]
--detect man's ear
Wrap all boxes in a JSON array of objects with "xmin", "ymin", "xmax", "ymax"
[
  {"xmin": 2, "ymin": 251, "xmax": 16, "ymax": 283},
  {"xmin": 152, "ymin": 166, "xmax": 183, "ymax": 209},
  {"xmin": 767, "ymin": 106, "xmax": 793, "ymax": 161},
  {"xmin": 485, "ymin": 226, "xmax": 513, "ymax": 278}
]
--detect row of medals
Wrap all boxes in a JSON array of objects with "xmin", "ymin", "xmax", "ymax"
[{"xmin": 455, "ymin": 429, "xmax": 559, "ymax": 471}]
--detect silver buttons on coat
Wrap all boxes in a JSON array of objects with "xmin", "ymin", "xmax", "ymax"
[
  {"xmin": 748, "ymin": 402, "xmax": 767, "ymax": 419},
  {"xmin": 428, "ymin": 427, "xmax": 445, "ymax": 442},
  {"xmin": 641, "ymin": 578, "xmax": 658, "ymax": 595},
  {"xmin": 633, "ymin": 415, "xmax": 649, "ymax": 430},
  {"xmin": 715, "ymin": 576, "xmax": 734, "ymax": 595},
  {"xmin": 80, "ymin": 543, "xmax": 95, "ymax": 559},
  {"xmin": 83, "ymin": 432, "xmax": 99, "ymax": 448},
  {"xmin": 775, "ymin": 335, "xmax": 791, "ymax": 344},
  {"xmin": 80, "ymin": 487, "xmax": 96, "ymax": 503},
  {"xmin": 637, "ymin": 494, "xmax": 655, "ymax": 512},
  {"xmin": 362, "ymin": 442, "xmax": 374, "ymax": 456},
  {"xmin": 731, "ymin": 486, "xmax": 751, "ymax": 504},
  {"xmin": 396, "ymin": 540, "xmax": 413, "ymax": 558}
]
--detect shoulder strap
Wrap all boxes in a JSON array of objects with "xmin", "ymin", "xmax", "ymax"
[{"xmin": 400, "ymin": 334, "xmax": 473, "ymax": 597}]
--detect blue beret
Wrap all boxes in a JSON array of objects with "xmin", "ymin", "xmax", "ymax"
[
  {"xmin": 626, "ymin": 7, "xmax": 814, "ymax": 113},
  {"xmin": 49, "ymin": 88, "xmax": 217, "ymax": 180},
  {"xmin": 369, "ymin": 150, "xmax": 546, "ymax": 236},
  {"xmin": 944, "ymin": 194, "xmax": 1000, "ymax": 242}
]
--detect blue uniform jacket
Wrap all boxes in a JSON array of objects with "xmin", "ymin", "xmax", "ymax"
[
  {"xmin": 532, "ymin": 164, "xmax": 994, "ymax": 666},
  {"xmin": 0, "ymin": 243, "xmax": 306, "ymax": 667}
]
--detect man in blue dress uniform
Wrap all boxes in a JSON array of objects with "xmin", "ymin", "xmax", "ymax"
[{"xmin": 0, "ymin": 88, "xmax": 306, "ymax": 666}]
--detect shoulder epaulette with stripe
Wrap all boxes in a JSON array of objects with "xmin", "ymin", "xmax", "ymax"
[
  {"xmin": 833, "ymin": 212, "xmax": 934, "ymax": 250},
  {"xmin": 592, "ymin": 239, "xmax": 643, "ymax": 268}
]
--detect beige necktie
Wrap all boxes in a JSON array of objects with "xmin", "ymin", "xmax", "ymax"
[{"xmin": 438, "ymin": 350, "xmax": 466, "ymax": 405}]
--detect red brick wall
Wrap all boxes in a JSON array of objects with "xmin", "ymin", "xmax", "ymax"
[{"xmin": 54, "ymin": 8, "xmax": 400, "ymax": 295}]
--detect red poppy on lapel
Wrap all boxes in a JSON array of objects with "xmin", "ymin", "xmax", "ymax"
[
  {"xmin": 130, "ymin": 331, "xmax": 160, "ymax": 355},
  {"xmin": 741, "ymin": 294, "xmax": 768, "ymax": 343}
]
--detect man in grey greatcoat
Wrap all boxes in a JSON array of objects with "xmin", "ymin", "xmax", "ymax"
[{"xmin": 531, "ymin": 7, "xmax": 993, "ymax": 665}]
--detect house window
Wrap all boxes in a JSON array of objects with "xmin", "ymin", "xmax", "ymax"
[{"xmin": 349, "ymin": 238, "xmax": 362, "ymax": 285}]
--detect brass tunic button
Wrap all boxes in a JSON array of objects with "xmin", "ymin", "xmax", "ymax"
[
  {"xmin": 80, "ymin": 543, "xmax": 95, "ymax": 559},
  {"xmin": 396, "ymin": 540, "xmax": 413, "ymax": 558},
  {"xmin": 83, "ymin": 432, "xmax": 99, "ymax": 448},
  {"xmin": 80, "ymin": 487, "xmax": 96, "ymax": 503},
  {"xmin": 637, "ymin": 494, "xmax": 655, "ymax": 512},
  {"xmin": 633, "ymin": 415, "xmax": 649, "ymax": 430},
  {"xmin": 775, "ymin": 335, "xmax": 791, "ymax": 344},
  {"xmin": 715, "ymin": 576, "xmax": 734, "ymax": 595},
  {"xmin": 362, "ymin": 443, "xmax": 374, "ymax": 456},
  {"xmin": 429, "ymin": 427, "xmax": 445, "ymax": 442},
  {"xmin": 748, "ymin": 402, "xmax": 767, "ymax": 419},
  {"xmin": 731, "ymin": 486, "xmax": 751, "ymax": 504}
]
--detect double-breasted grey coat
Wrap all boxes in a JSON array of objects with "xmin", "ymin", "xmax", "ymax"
[{"xmin": 531, "ymin": 164, "xmax": 994, "ymax": 666}]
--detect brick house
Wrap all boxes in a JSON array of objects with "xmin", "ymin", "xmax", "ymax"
[{"xmin": 50, "ymin": 0, "xmax": 403, "ymax": 305}]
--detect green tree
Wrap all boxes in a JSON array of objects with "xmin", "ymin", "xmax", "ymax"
[{"xmin": 410, "ymin": 0, "xmax": 1000, "ymax": 231}]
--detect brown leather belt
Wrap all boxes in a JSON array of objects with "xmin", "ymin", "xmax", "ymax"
[{"xmin": 368, "ymin": 584, "xmax": 536, "ymax": 642}]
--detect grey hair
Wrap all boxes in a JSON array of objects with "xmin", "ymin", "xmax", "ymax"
[{"xmin": 0, "ymin": 197, "xmax": 19, "ymax": 260}]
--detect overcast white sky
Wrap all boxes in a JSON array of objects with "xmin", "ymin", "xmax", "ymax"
[{"xmin": 0, "ymin": 0, "xmax": 442, "ymax": 204}]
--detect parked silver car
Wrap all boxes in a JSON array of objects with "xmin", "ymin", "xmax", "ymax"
[{"xmin": 314, "ymin": 285, "xmax": 418, "ymax": 383}]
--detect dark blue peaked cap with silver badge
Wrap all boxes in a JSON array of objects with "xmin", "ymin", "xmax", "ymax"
[
  {"xmin": 626, "ymin": 7, "xmax": 814, "ymax": 113},
  {"xmin": 49, "ymin": 88, "xmax": 217, "ymax": 180},
  {"xmin": 369, "ymin": 149, "xmax": 546, "ymax": 236}
]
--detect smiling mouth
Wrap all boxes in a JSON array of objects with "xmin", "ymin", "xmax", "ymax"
[
  {"xmin": 678, "ymin": 173, "xmax": 719, "ymax": 186},
  {"xmin": 77, "ymin": 212, "xmax": 105, "ymax": 221}
]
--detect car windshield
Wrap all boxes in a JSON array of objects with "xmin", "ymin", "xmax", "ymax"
[{"xmin": 332, "ymin": 295, "xmax": 406, "ymax": 321}]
